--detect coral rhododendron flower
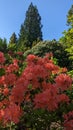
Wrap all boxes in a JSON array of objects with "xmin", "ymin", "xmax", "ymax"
[
  {"xmin": 10, "ymin": 86, "xmax": 25, "ymax": 104},
  {"xmin": 3, "ymin": 103, "xmax": 22, "ymax": 124},
  {"xmin": 58, "ymin": 94, "xmax": 70, "ymax": 104},
  {"xmin": 0, "ymin": 109, "xmax": 4, "ymax": 121},
  {"xmin": 4, "ymin": 73, "xmax": 17, "ymax": 86},
  {"xmin": 6, "ymin": 61, "xmax": 19, "ymax": 73},
  {"xmin": 27, "ymin": 54, "xmax": 36, "ymax": 61},
  {"xmin": 0, "ymin": 52, "xmax": 5, "ymax": 63},
  {"xmin": 0, "ymin": 76, "xmax": 5, "ymax": 86},
  {"xmin": 63, "ymin": 111, "xmax": 73, "ymax": 130},
  {"xmin": 34, "ymin": 86, "xmax": 58, "ymax": 111},
  {"xmin": 3, "ymin": 88, "xmax": 9, "ymax": 96},
  {"xmin": 55, "ymin": 74, "xmax": 72, "ymax": 92}
]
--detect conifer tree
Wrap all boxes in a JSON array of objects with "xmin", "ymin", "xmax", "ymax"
[
  {"xmin": 9, "ymin": 32, "xmax": 17, "ymax": 44},
  {"xmin": 8, "ymin": 32, "xmax": 17, "ymax": 52},
  {"xmin": 18, "ymin": 2, "xmax": 43, "ymax": 48}
]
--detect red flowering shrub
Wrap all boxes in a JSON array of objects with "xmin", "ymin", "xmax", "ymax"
[
  {"xmin": 0, "ymin": 52, "xmax": 5, "ymax": 64},
  {"xmin": 0, "ymin": 52, "xmax": 73, "ymax": 129}
]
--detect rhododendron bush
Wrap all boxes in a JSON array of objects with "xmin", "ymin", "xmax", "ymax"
[{"xmin": 0, "ymin": 51, "xmax": 73, "ymax": 130}]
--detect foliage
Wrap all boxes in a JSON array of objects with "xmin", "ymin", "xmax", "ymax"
[
  {"xmin": 0, "ymin": 38, "xmax": 7, "ymax": 53},
  {"xmin": 18, "ymin": 2, "xmax": 43, "ymax": 48},
  {"xmin": 23, "ymin": 40, "xmax": 71, "ymax": 70},
  {"xmin": 59, "ymin": 5, "xmax": 73, "ymax": 70},
  {"xmin": 67, "ymin": 70, "xmax": 73, "ymax": 78},
  {"xmin": 9, "ymin": 32, "xmax": 17, "ymax": 44},
  {"xmin": 7, "ymin": 33, "xmax": 18, "ymax": 53},
  {"xmin": 59, "ymin": 29, "xmax": 73, "ymax": 70},
  {"xmin": 0, "ymin": 52, "xmax": 73, "ymax": 130},
  {"xmin": 67, "ymin": 5, "xmax": 73, "ymax": 27},
  {"xmin": 0, "ymin": 3, "xmax": 73, "ymax": 130},
  {"xmin": 7, "ymin": 43, "xmax": 17, "ymax": 53}
]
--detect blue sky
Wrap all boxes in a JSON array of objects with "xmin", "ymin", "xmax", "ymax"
[{"xmin": 0, "ymin": 0, "xmax": 73, "ymax": 42}]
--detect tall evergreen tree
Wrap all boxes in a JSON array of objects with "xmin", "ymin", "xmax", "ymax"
[
  {"xmin": 9, "ymin": 32, "xmax": 17, "ymax": 44},
  {"xmin": 8, "ymin": 33, "xmax": 17, "ymax": 52},
  {"xmin": 18, "ymin": 2, "xmax": 43, "ymax": 48}
]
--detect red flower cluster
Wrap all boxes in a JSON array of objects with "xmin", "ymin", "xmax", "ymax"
[
  {"xmin": 3, "ymin": 103, "xmax": 22, "ymax": 124},
  {"xmin": 63, "ymin": 111, "xmax": 73, "ymax": 130},
  {"xmin": 55, "ymin": 74, "xmax": 72, "ymax": 92},
  {"xmin": 0, "ymin": 52, "xmax": 5, "ymax": 64},
  {"xmin": 34, "ymin": 85, "xmax": 70, "ymax": 111},
  {"xmin": 0, "ymin": 52, "xmax": 72, "ymax": 129}
]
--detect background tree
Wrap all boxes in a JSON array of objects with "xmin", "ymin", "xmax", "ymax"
[
  {"xmin": 67, "ymin": 5, "xmax": 73, "ymax": 27},
  {"xmin": 8, "ymin": 32, "xmax": 17, "ymax": 53},
  {"xmin": 60, "ymin": 5, "xmax": 73, "ymax": 46},
  {"xmin": 59, "ymin": 5, "xmax": 73, "ymax": 70},
  {"xmin": 0, "ymin": 38, "xmax": 7, "ymax": 53},
  {"xmin": 18, "ymin": 2, "xmax": 43, "ymax": 48},
  {"xmin": 9, "ymin": 32, "xmax": 17, "ymax": 44}
]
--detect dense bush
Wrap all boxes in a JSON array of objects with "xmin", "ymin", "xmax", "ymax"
[
  {"xmin": 24, "ymin": 40, "xmax": 71, "ymax": 70},
  {"xmin": 0, "ymin": 51, "xmax": 73, "ymax": 130}
]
